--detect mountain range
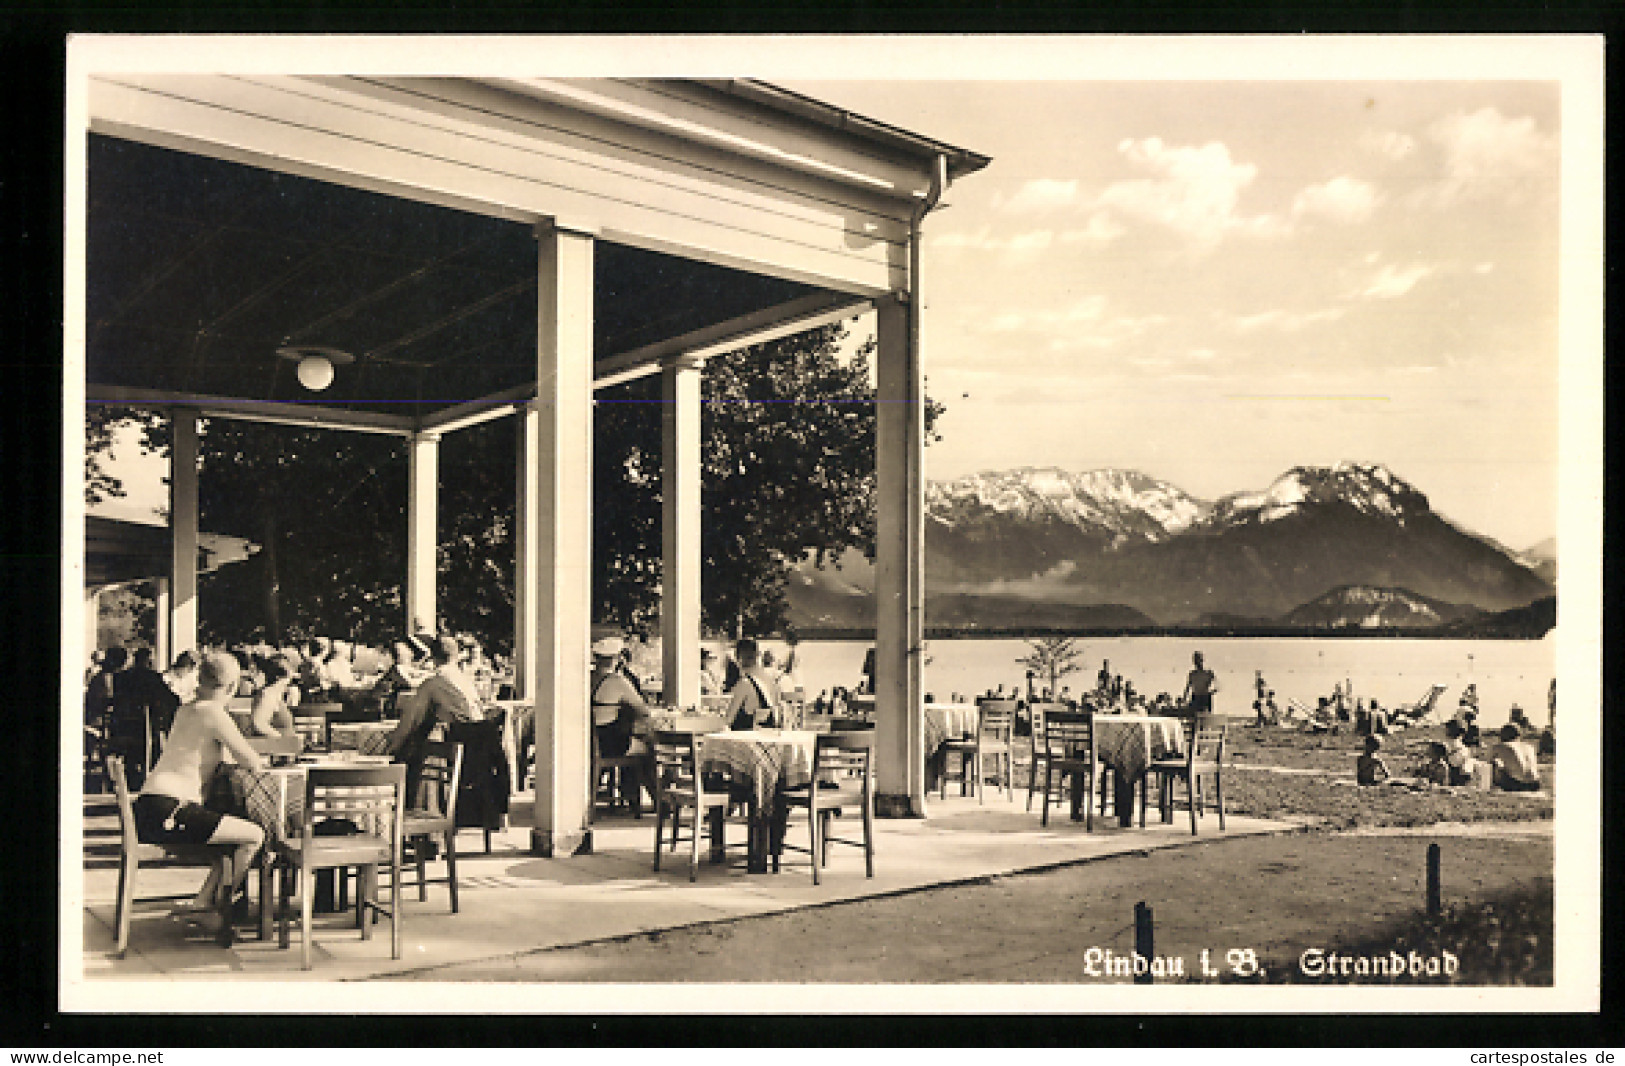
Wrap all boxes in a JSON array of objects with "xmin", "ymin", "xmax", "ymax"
[{"xmin": 787, "ymin": 461, "xmax": 1554, "ymax": 634}]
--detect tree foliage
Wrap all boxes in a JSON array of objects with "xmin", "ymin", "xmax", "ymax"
[{"xmin": 86, "ymin": 322, "xmax": 942, "ymax": 651}]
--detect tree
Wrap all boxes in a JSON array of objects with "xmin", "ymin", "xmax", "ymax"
[
  {"xmin": 85, "ymin": 322, "xmax": 942, "ymax": 651},
  {"xmin": 1016, "ymin": 637, "xmax": 1085, "ymax": 699},
  {"xmin": 84, "ymin": 406, "xmax": 164, "ymax": 506}
]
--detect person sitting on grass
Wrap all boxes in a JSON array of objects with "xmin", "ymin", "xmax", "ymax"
[
  {"xmin": 1487, "ymin": 723, "xmax": 1542, "ymax": 792},
  {"xmin": 1419, "ymin": 741, "xmax": 1451, "ymax": 786},
  {"xmin": 1461, "ymin": 708, "xmax": 1483, "ymax": 748},
  {"xmin": 1356, "ymin": 734, "xmax": 1390, "ymax": 786},
  {"xmin": 1441, "ymin": 719, "xmax": 1479, "ymax": 786}
]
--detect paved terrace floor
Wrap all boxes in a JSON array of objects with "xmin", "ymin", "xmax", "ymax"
[{"xmin": 80, "ymin": 788, "xmax": 1294, "ymax": 983}]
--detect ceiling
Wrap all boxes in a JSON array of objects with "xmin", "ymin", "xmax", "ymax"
[{"xmin": 85, "ymin": 135, "xmax": 822, "ymax": 419}]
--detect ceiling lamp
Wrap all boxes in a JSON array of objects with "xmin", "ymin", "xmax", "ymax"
[{"xmin": 276, "ymin": 345, "xmax": 355, "ymax": 392}]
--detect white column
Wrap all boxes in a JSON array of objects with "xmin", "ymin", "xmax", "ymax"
[
  {"xmin": 528, "ymin": 222, "xmax": 596, "ymax": 857},
  {"xmin": 873, "ymin": 295, "xmax": 927, "ymax": 816},
  {"xmin": 405, "ymin": 431, "xmax": 439, "ymax": 635},
  {"xmin": 84, "ymin": 587, "xmax": 101, "ymax": 657},
  {"xmin": 513, "ymin": 403, "xmax": 541, "ymax": 702},
  {"xmin": 169, "ymin": 408, "xmax": 199, "ymax": 657},
  {"xmin": 154, "ymin": 578, "xmax": 171, "ymax": 665},
  {"xmin": 661, "ymin": 355, "xmax": 704, "ymax": 710}
]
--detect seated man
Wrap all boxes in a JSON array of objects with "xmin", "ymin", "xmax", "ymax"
[
  {"xmin": 590, "ymin": 636, "xmax": 652, "ymax": 810},
  {"xmin": 1487, "ymin": 723, "xmax": 1542, "ymax": 792},
  {"xmin": 386, "ymin": 636, "xmax": 484, "ymax": 798},
  {"xmin": 723, "ymin": 637, "xmax": 781, "ymax": 731}
]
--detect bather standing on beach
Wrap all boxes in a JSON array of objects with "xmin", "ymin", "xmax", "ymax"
[{"xmin": 1181, "ymin": 651, "xmax": 1218, "ymax": 729}]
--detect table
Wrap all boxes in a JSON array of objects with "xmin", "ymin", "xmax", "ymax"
[
  {"xmin": 699, "ymin": 729, "xmax": 818, "ymax": 873},
  {"xmin": 1088, "ymin": 715, "xmax": 1185, "ymax": 827},
  {"xmin": 327, "ymin": 722, "xmax": 396, "ymax": 755}
]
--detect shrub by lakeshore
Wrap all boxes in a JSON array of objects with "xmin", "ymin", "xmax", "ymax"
[{"xmin": 1217, "ymin": 889, "xmax": 1553, "ymax": 985}]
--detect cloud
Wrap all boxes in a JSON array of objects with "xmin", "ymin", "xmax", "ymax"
[
  {"xmin": 1354, "ymin": 262, "xmax": 1436, "ymax": 299},
  {"xmin": 996, "ymin": 178, "xmax": 1083, "ymax": 213},
  {"xmin": 1094, "ymin": 137, "xmax": 1280, "ymax": 248},
  {"xmin": 1291, "ymin": 177, "xmax": 1380, "ymax": 225},
  {"xmin": 1360, "ymin": 129, "xmax": 1416, "ymax": 160},
  {"xmin": 978, "ymin": 296, "xmax": 1108, "ymax": 333},
  {"xmin": 1058, "ymin": 212, "xmax": 1126, "ymax": 246},
  {"xmin": 1417, "ymin": 107, "xmax": 1557, "ymax": 207},
  {"xmin": 1228, "ymin": 307, "xmax": 1348, "ymax": 333},
  {"xmin": 931, "ymin": 227, "xmax": 1056, "ymax": 258}
]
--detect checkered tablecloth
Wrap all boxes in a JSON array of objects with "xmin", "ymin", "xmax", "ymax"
[
  {"xmin": 924, "ymin": 704, "xmax": 979, "ymax": 757},
  {"xmin": 226, "ymin": 765, "xmax": 308, "ymax": 842},
  {"xmin": 699, "ymin": 730, "xmax": 818, "ymax": 810},
  {"xmin": 328, "ymin": 722, "xmax": 395, "ymax": 755},
  {"xmin": 224, "ymin": 759, "xmax": 393, "ymax": 842},
  {"xmin": 1092, "ymin": 716, "xmax": 1184, "ymax": 783}
]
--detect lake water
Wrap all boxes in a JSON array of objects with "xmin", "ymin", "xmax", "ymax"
[{"xmin": 779, "ymin": 634, "xmax": 1557, "ymax": 728}]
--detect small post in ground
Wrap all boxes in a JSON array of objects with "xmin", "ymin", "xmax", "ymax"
[
  {"xmin": 1426, "ymin": 842, "xmax": 1441, "ymax": 917},
  {"xmin": 1134, "ymin": 901, "xmax": 1154, "ymax": 985}
]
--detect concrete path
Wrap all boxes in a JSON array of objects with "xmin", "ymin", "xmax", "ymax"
[{"xmin": 79, "ymin": 789, "xmax": 1292, "ymax": 983}]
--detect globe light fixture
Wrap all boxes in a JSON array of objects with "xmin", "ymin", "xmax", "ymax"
[{"xmin": 276, "ymin": 345, "xmax": 354, "ymax": 393}]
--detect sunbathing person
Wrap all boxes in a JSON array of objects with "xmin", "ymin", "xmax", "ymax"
[
  {"xmin": 1441, "ymin": 720, "xmax": 1480, "ymax": 786},
  {"xmin": 135, "ymin": 651, "xmax": 266, "ymax": 933}
]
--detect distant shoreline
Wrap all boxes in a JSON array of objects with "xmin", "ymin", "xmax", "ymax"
[{"xmin": 785, "ymin": 625, "xmax": 1553, "ymax": 642}]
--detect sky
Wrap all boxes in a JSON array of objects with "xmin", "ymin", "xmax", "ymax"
[
  {"xmin": 89, "ymin": 71, "xmax": 1564, "ymax": 554},
  {"xmin": 786, "ymin": 79, "xmax": 1561, "ymax": 551}
]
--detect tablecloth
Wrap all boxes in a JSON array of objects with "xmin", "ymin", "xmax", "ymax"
[
  {"xmin": 924, "ymin": 703, "xmax": 979, "ymax": 756},
  {"xmin": 223, "ymin": 758, "xmax": 393, "ymax": 842},
  {"xmin": 328, "ymin": 722, "xmax": 396, "ymax": 755},
  {"xmin": 699, "ymin": 730, "xmax": 818, "ymax": 811},
  {"xmin": 1092, "ymin": 715, "xmax": 1185, "ymax": 783}
]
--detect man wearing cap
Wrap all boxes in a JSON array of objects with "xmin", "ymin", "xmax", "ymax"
[
  {"xmin": 591, "ymin": 636, "xmax": 653, "ymax": 810},
  {"xmin": 386, "ymin": 635, "xmax": 484, "ymax": 774}
]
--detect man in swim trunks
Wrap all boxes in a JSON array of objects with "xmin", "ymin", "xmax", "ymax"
[
  {"xmin": 135, "ymin": 650, "xmax": 267, "ymax": 934},
  {"xmin": 1181, "ymin": 651, "xmax": 1218, "ymax": 729}
]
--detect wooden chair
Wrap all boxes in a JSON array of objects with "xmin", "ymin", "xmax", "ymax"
[
  {"xmin": 275, "ymin": 763, "xmax": 405, "ymax": 970},
  {"xmin": 591, "ymin": 723, "xmax": 647, "ymax": 820},
  {"xmin": 1148, "ymin": 725, "xmax": 1228, "ymax": 835},
  {"xmin": 108, "ymin": 755, "xmax": 238, "ymax": 955},
  {"xmin": 651, "ymin": 730, "xmax": 733, "ymax": 881},
  {"xmin": 779, "ymin": 731, "xmax": 875, "ymax": 884},
  {"xmin": 293, "ymin": 702, "xmax": 341, "ymax": 753},
  {"xmin": 941, "ymin": 699, "xmax": 1015, "ymax": 803},
  {"xmin": 402, "ymin": 741, "xmax": 464, "ymax": 913},
  {"xmin": 1038, "ymin": 711, "xmax": 1096, "ymax": 830},
  {"xmin": 1022, "ymin": 702, "xmax": 1067, "ymax": 811}
]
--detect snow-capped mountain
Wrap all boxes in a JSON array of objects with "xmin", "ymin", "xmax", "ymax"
[
  {"xmin": 1200, "ymin": 461, "xmax": 1430, "ymax": 530},
  {"xmin": 788, "ymin": 462, "xmax": 1555, "ymax": 631},
  {"xmin": 928, "ymin": 466, "xmax": 1204, "ymax": 545}
]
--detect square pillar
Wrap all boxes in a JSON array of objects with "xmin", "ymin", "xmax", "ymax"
[
  {"xmin": 528, "ymin": 222, "xmax": 595, "ymax": 857},
  {"xmin": 513, "ymin": 404, "xmax": 541, "ymax": 702},
  {"xmin": 153, "ymin": 578, "xmax": 171, "ymax": 666},
  {"xmin": 873, "ymin": 295, "xmax": 927, "ymax": 816},
  {"xmin": 661, "ymin": 355, "xmax": 704, "ymax": 710},
  {"xmin": 169, "ymin": 408, "xmax": 199, "ymax": 658},
  {"xmin": 406, "ymin": 431, "xmax": 439, "ymax": 635}
]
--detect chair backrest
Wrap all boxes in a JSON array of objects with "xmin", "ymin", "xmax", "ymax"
[
  {"xmin": 1026, "ymin": 701, "xmax": 1066, "ymax": 738},
  {"xmin": 301, "ymin": 763, "xmax": 406, "ymax": 853},
  {"xmin": 651, "ymin": 730, "xmax": 701, "ymax": 792},
  {"xmin": 248, "ymin": 734, "xmax": 303, "ymax": 759},
  {"xmin": 813, "ymin": 730, "xmax": 873, "ymax": 796},
  {"xmin": 977, "ymin": 699, "xmax": 1017, "ymax": 740},
  {"xmin": 414, "ymin": 740, "xmax": 464, "ymax": 819},
  {"xmin": 778, "ymin": 696, "xmax": 806, "ymax": 731},
  {"xmin": 107, "ymin": 754, "xmax": 140, "ymax": 854},
  {"xmin": 291, "ymin": 716, "xmax": 329, "ymax": 753},
  {"xmin": 1041, "ymin": 710, "xmax": 1093, "ymax": 761},
  {"xmin": 828, "ymin": 718, "xmax": 876, "ymax": 732},
  {"xmin": 1190, "ymin": 726, "xmax": 1227, "ymax": 767}
]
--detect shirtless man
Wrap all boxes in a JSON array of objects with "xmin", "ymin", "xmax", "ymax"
[{"xmin": 1181, "ymin": 651, "xmax": 1219, "ymax": 728}]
